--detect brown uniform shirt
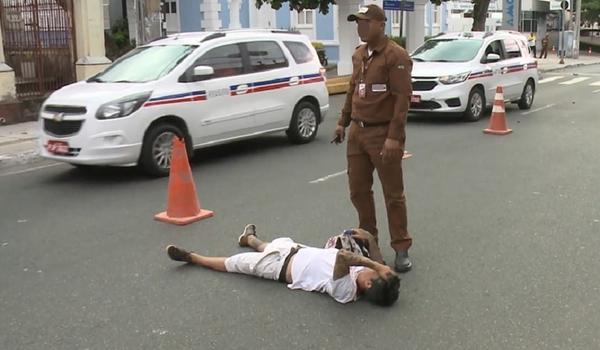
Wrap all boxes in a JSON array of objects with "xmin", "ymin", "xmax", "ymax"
[{"xmin": 338, "ymin": 37, "xmax": 413, "ymax": 141}]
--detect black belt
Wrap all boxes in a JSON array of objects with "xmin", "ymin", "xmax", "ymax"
[
  {"xmin": 278, "ymin": 246, "xmax": 303, "ymax": 283},
  {"xmin": 352, "ymin": 119, "xmax": 390, "ymax": 128}
]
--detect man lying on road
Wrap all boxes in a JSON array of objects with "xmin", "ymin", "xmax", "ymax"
[{"xmin": 166, "ymin": 225, "xmax": 400, "ymax": 306}]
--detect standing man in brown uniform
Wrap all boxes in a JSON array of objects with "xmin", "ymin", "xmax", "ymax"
[
  {"xmin": 539, "ymin": 34, "xmax": 550, "ymax": 59},
  {"xmin": 333, "ymin": 4, "xmax": 414, "ymax": 272}
]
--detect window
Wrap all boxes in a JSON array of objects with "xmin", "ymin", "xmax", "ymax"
[
  {"xmin": 503, "ymin": 39, "xmax": 521, "ymax": 58},
  {"xmin": 296, "ymin": 10, "xmax": 314, "ymax": 26},
  {"xmin": 93, "ymin": 45, "xmax": 196, "ymax": 83},
  {"xmin": 164, "ymin": 1, "xmax": 177, "ymax": 14},
  {"xmin": 246, "ymin": 41, "xmax": 289, "ymax": 72},
  {"xmin": 412, "ymin": 39, "xmax": 484, "ymax": 62},
  {"xmin": 196, "ymin": 44, "xmax": 244, "ymax": 78},
  {"xmin": 483, "ymin": 40, "xmax": 505, "ymax": 60},
  {"xmin": 284, "ymin": 41, "xmax": 314, "ymax": 64}
]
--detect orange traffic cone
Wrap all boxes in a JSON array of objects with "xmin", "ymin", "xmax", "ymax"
[
  {"xmin": 155, "ymin": 138, "xmax": 214, "ymax": 225},
  {"xmin": 483, "ymin": 86, "xmax": 512, "ymax": 135}
]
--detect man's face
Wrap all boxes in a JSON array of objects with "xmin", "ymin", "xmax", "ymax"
[{"xmin": 356, "ymin": 18, "xmax": 384, "ymax": 42}]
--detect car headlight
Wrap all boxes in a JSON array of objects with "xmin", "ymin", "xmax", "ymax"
[
  {"xmin": 96, "ymin": 92, "xmax": 151, "ymax": 120},
  {"xmin": 439, "ymin": 72, "xmax": 471, "ymax": 85}
]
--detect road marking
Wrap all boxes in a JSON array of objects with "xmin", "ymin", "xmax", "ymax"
[
  {"xmin": 593, "ymin": 89, "xmax": 600, "ymax": 93},
  {"xmin": 559, "ymin": 77, "xmax": 591, "ymax": 85},
  {"xmin": 0, "ymin": 163, "xmax": 62, "ymax": 177},
  {"xmin": 539, "ymin": 76, "xmax": 564, "ymax": 84},
  {"xmin": 309, "ymin": 170, "xmax": 346, "ymax": 184},
  {"xmin": 521, "ymin": 103, "xmax": 556, "ymax": 116},
  {"xmin": 590, "ymin": 81, "xmax": 600, "ymax": 86}
]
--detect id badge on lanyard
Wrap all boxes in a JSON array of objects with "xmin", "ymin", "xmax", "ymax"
[{"xmin": 359, "ymin": 54, "xmax": 373, "ymax": 99}]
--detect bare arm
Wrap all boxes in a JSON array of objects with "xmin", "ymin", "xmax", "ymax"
[
  {"xmin": 351, "ymin": 229, "xmax": 384, "ymax": 264},
  {"xmin": 333, "ymin": 250, "xmax": 391, "ymax": 281}
]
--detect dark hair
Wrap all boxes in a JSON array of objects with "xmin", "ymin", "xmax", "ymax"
[{"xmin": 363, "ymin": 275, "xmax": 401, "ymax": 306}]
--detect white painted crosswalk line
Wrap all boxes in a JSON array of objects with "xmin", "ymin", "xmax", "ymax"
[
  {"xmin": 590, "ymin": 81, "xmax": 600, "ymax": 86},
  {"xmin": 539, "ymin": 76, "xmax": 564, "ymax": 84},
  {"xmin": 559, "ymin": 77, "xmax": 591, "ymax": 85}
]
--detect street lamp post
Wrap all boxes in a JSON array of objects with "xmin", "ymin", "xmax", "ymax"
[{"xmin": 574, "ymin": 0, "xmax": 582, "ymax": 58}]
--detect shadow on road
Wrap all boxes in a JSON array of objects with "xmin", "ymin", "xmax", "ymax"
[
  {"xmin": 407, "ymin": 112, "xmax": 467, "ymax": 124},
  {"xmin": 40, "ymin": 135, "xmax": 293, "ymax": 184}
]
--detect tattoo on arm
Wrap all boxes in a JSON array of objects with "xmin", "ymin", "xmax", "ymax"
[{"xmin": 366, "ymin": 238, "xmax": 385, "ymax": 264}]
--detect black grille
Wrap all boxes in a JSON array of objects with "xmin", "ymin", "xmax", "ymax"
[
  {"xmin": 410, "ymin": 101, "xmax": 442, "ymax": 110},
  {"xmin": 44, "ymin": 105, "xmax": 87, "ymax": 115},
  {"xmin": 44, "ymin": 119, "xmax": 84, "ymax": 136},
  {"xmin": 412, "ymin": 81, "xmax": 438, "ymax": 91}
]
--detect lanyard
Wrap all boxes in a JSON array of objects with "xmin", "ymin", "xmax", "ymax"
[{"xmin": 360, "ymin": 50, "xmax": 375, "ymax": 83}]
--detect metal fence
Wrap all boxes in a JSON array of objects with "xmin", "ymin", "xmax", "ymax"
[{"xmin": 0, "ymin": 0, "xmax": 76, "ymax": 100}]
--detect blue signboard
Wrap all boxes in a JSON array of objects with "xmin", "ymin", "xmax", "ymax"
[
  {"xmin": 400, "ymin": 1, "xmax": 415, "ymax": 11},
  {"xmin": 502, "ymin": 0, "xmax": 518, "ymax": 30},
  {"xmin": 383, "ymin": 0, "xmax": 414, "ymax": 12}
]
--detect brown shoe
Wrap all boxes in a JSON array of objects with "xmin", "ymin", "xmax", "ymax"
[
  {"xmin": 166, "ymin": 245, "xmax": 192, "ymax": 263},
  {"xmin": 238, "ymin": 224, "xmax": 257, "ymax": 247}
]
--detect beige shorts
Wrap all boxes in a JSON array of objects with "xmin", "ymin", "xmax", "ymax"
[{"xmin": 224, "ymin": 238, "xmax": 298, "ymax": 280}]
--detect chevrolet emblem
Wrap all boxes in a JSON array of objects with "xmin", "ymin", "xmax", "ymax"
[{"xmin": 53, "ymin": 113, "xmax": 64, "ymax": 122}]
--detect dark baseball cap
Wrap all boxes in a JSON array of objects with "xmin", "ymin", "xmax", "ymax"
[{"xmin": 347, "ymin": 4, "xmax": 387, "ymax": 22}]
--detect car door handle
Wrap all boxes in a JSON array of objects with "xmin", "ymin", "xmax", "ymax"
[
  {"xmin": 289, "ymin": 76, "xmax": 300, "ymax": 86},
  {"xmin": 235, "ymin": 84, "xmax": 249, "ymax": 94}
]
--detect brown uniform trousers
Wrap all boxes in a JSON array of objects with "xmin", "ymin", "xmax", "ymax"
[
  {"xmin": 347, "ymin": 122, "xmax": 411, "ymax": 251},
  {"xmin": 540, "ymin": 38, "xmax": 550, "ymax": 59},
  {"xmin": 339, "ymin": 38, "xmax": 413, "ymax": 252}
]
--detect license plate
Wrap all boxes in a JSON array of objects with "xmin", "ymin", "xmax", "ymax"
[
  {"xmin": 46, "ymin": 140, "xmax": 69, "ymax": 155},
  {"xmin": 411, "ymin": 95, "xmax": 421, "ymax": 103}
]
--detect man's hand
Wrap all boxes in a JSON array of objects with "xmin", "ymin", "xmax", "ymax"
[
  {"xmin": 381, "ymin": 138, "xmax": 402, "ymax": 163},
  {"xmin": 375, "ymin": 264, "xmax": 396, "ymax": 281},
  {"xmin": 350, "ymin": 228, "xmax": 374, "ymax": 243},
  {"xmin": 332, "ymin": 125, "xmax": 346, "ymax": 144}
]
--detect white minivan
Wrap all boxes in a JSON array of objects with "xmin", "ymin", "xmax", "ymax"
[
  {"xmin": 39, "ymin": 29, "xmax": 329, "ymax": 176},
  {"xmin": 409, "ymin": 31, "xmax": 539, "ymax": 121}
]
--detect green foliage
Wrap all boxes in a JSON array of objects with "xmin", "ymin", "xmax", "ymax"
[
  {"xmin": 582, "ymin": 0, "xmax": 600, "ymax": 21},
  {"xmin": 390, "ymin": 36, "xmax": 406, "ymax": 48},
  {"xmin": 105, "ymin": 18, "xmax": 135, "ymax": 61},
  {"xmin": 311, "ymin": 41, "xmax": 324, "ymax": 50}
]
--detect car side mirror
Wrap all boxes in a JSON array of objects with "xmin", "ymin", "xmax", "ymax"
[
  {"xmin": 485, "ymin": 53, "xmax": 501, "ymax": 63},
  {"xmin": 193, "ymin": 65, "xmax": 214, "ymax": 80}
]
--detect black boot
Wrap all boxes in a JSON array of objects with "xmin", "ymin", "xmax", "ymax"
[{"xmin": 394, "ymin": 250, "xmax": 412, "ymax": 273}]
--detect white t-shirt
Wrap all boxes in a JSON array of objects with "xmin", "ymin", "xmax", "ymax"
[{"xmin": 288, "ymin": 247, "xmax": 365, "ymax": 303}]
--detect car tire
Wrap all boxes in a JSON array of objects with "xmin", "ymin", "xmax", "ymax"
[
  {"xmin": 463, "ymin": 87, "xmax": 486, "ymax": 122},
  {"xmin": 518, "ymin": 80, "xmax": 535, "ymax": 110},
  {"xmin": 287, "ymin": 101, "xmax": 319, "ymax": 144},
  {"xmin": 139, "ymin": 123, "xmax": 188, "ymax": 177}
]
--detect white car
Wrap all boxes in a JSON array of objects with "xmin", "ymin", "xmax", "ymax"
[
  {"xmin": 39, "ymin": 29, "xmax": 329, "ymax": 176},
  {"xmin": 409, "ymin": 31, "xmax": 539, "ymax": 121}
]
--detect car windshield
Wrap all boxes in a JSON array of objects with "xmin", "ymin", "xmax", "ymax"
[
  {"xmin": 412, "ymin": 39, "xmax": 483, "ymax": 62},
  {"xmin": 89, "ymin": 45, "xmax": 197, "ymax": 83}
]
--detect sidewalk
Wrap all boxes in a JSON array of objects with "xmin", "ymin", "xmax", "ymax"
[
  {"xmin": 0, "ymin": 121, "xmax": 40, "ymax": 168},
  {"xmin": 1, "ymin": 53, "xmax": 599, "ymax": 170}
]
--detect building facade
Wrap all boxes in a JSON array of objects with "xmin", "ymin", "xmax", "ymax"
[{"xmin": 161, "ymin": 0, "xmax": 449, "ymax": 63}]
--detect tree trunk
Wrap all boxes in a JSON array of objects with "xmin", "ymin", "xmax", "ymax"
[{"xmin": 471, "ymin": 0, "xmax": 491, "ymax": 31}]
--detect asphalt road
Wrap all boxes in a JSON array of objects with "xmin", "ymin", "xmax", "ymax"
[{"xmin": 2, "ymin": 65, "xmax": 600, "ymax": 349}]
